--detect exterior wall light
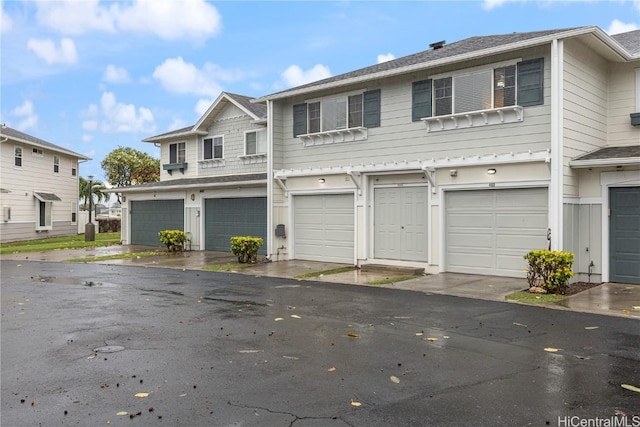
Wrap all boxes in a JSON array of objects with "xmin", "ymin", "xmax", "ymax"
[{"xmin": 487, "ymin": 168, "xmax": 497, "ymax": 175}]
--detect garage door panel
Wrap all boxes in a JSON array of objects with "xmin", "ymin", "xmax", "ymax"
[
  {"xmin": 294, "ymin": 194, "xmax": 354, "ymax": 263},
  {"xmin": 131, "ymin": 200, "xmax": 184, "ymax": 246},
  {"xmin": 205, "ymin": 197, "xmax": 267, "ymax": 253},
  {"xmin": 446, "ymin": 188, "xmax": 548, "ymax": 277}
]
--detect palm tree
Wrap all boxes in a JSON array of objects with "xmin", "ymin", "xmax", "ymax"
[{"xmin": 79, "ymin": 177, "xmax": 108, "ymax": 210}]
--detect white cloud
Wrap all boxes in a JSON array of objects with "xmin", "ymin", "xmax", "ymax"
[
  {"xmin": 116, "ymin": 0, "xmax": 222, "ymax": 41},
  {"xmin": 36, "ymin": 0, "xmax": 116, "ymax": 35},
  {"xmin": 83, "ymin": 92, "xmax": 155, "ymax": 133},
  {"xmin": 35, "ymin": 0, "xmax": 220, "ymax": 41},
  {"xmin": 152, "ymin": 57, "xmax": 226, "ymax": 97},
  {"xmin": 27, "ymin": 38, "xmax": 78, "ymax": 65},
  {"xmin": 82, "ymin": 135, "xmax": 93, "ymax": 142},
  {"xmin": 11, "ymin": 100, "xmax": 38, "ymax": 131},
  {"xmin": 195, "ymin": 98, "xmax": 214, "ymax": 117},
  {"xmin": 168, "ymin": 117, "xmax": 189, "ymax": 132},
  {"xmin": 103, "ymin": 65, "xmax": 131, "ymax": 84},
  {"xmin": 608, "ymin": 19, "xmax": 639, "ymax": 35},
  {"xmin": 377, "ymin": 53, "xmax": 395, "ymax": 63},
  {"xmin": 1, "ymin": 6, "xmax": 13, "ymax": 33},
  {"xmin": 281, "ymin": 64, "xmax": 332, "ymax": 87},
  {"xmin": 482, "ymin": 0, "xmax": 509, "ymax": 10}
]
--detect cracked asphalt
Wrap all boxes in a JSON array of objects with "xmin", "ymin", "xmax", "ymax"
[{"xmin": 1, "ymin": 260, "xmax": 639, "ymax": 427}]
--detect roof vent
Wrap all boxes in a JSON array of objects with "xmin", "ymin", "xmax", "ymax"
[{"xmin": 429, "ymin": 40, "xmax": 445, "ymax": 50}]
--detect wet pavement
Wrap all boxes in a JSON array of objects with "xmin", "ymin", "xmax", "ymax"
[
  {"xmin": 2, "ymin": 245, "xmax": 639, "ymax": 319},
  {"xmin": 1, "ymin": 261, "xmax": 639, "ymax": 426}
]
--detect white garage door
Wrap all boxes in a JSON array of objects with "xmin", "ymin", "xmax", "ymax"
[
  {"xmin": 446, "ymin": 188, "xmax": 548, "ymax": 277},
  {"xmin": 294, "ymin": 194, "xmax": 354, "ymax": 264}
]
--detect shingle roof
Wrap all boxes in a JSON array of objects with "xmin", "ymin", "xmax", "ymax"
[
  {"xmin": 257, "ymin": 28, "xmax": 581, "ymax": 101},
  {"xmin": 611, "ymin": 30, "xmax": 640, "ymax": 57},
  {"xmin": 114, "ymin": 173, "xmax": 267, "ymax": 192},
  {"xmin": 0, "ymin": 125, "xmax": 91, "ymax": 160},
  {"xmin": 143, "ymin": 92, "xmax": 265, "ymax": 142},
  {"xmin": 572, "ymin": 146, "xmax": 640, "ymax": 161}
]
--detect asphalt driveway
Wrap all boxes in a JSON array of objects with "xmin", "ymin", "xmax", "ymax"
[{"xmin": 1, "ymin": 260, "xmax": 639, "ymax": 426}]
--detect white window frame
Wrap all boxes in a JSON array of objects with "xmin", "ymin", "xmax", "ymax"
[
  {"xmin": 203, "ymin": 135, "xmax": 224, "ymax": 160},
  {"xmin": 53, "ymin": 155, "xmax": 60, "ymax": 174},
  {"xmin": 71, "ymin": 201, "xmax": 77, "ymax": 224},
  {"xmin": 14, "ymin": 146, "xmax": 23, "ymax": 167},
  {"xmin": 169, "ymin": 142, "xmax": 186, "ymax": 164},
  {"xmin": 430, "ymin": 59, "xmax": 520, "ymax": 117},
  {"xmin": 305, "ymin": 90, "xmax": 366, "ymax": 133},
  {"xmin": 36, "ymin": 200, "xmax": 53, "ymax": 231},
  {"xmin": 244, "ymin": 129, "xmax": 267, "ymax": 156}
]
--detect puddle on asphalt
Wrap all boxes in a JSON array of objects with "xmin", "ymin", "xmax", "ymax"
[
  {"xmin": 140, "ymin": 288, "xmax": 185, "ymax": 296},
  {"xmin": 32, "ymin": 276, "xmax": 114, "ymax": 287},
  {"xmin": 93, "ymin": 345, "xmax": 125, "ymax": 353},
  {"xmin": 202, "ymin": 296, "xmax": 268, "ymax": 306}
]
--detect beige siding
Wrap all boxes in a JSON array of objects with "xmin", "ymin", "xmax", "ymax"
[
  {"xmin": 159, "ymin": 134, "xmax": 198, "ymax": 180},
  {"xmin": 608, "ymin": 61, "xmax": 640, "ymax": 146},
  {"xmin": 1, "ymin": 141, "xmax": 81, "ymax": 242},
  {"xmin": 562, "ymin": 39, "xmax": 609, "ymax": 198}
]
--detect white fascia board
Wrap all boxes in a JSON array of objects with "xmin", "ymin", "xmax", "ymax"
[
  {"xmin": 2, "ymin": 136, "xmax": 91, "ymax": 160},
  {"xmin": 109, "ymin": 179, "xmax": 267, "ymax": 193},
  {"xmin": 275, "ymin": 150, "xmax": 550, "ymax": 178},
  {"xmin": 256, "ymin": 27, "xmax": 629, "ymax": 103},
  {"xmin": 142, "ymin": 130, "xmax": 206, "ymax": 143},
  {"xmin": 569, "ymin": 158, "xmax": 640, "ymax": 168}
]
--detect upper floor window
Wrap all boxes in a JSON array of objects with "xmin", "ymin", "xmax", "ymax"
[
  {"xmin": 53, "ymin": 155, "xmax": 60, "ymax": 173},
  {"xmin": 412, "ymin": 58, "xmax": 543, "ymax": 121},
  {"xmin": 14, "ymin": 146, "xmax": 22, "ymax": 167},
  {"xmin": 294, "ymin": 89, "xmax": 381, "ymax": 137},
  {"xmin": 169, "ymin": 142, "xmax": 186, "ymax": 164},
  {"xmin": 203, "ymin": 136, "xmax": 223, "ymax": 160},
  {"xmin": 72, "ymin": 167, "xmax": 77, "ymax": 176},
  {"xmin": 32, "ymin": 148, "xmax": 43, "ymax": 157},
  {"xmin": 245, "ymin": 129, "xmax": 267, "ymax": 155}
]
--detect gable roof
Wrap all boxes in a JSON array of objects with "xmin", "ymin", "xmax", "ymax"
[
  {"xmin": 0, "ymin": 125, "xmax": 90, "ymax": 160},
  {"xmin": 255, "ymin": 26, "xmax": 635, "ymax": 102},
  {"xmin": 143, "ymin": 92, "xmax": 266, "ymax": 143}
]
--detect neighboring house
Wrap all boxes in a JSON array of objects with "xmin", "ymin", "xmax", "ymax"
[
  {"xmin": 115, "ymin": 92, "xmax": 268, "ymax": 251},
  {"xmin": 254, "ymin": 26, "xmax": 640, "ymax": 283},
  {"xmin": 0, "ymin": 125, "xmax": 90, "ymax": 243}
]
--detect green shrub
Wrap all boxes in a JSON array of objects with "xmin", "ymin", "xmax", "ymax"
[
  {"xmin": 230, "ymin": 236, "xmax": 263, "ymax": 263},
  {"xmin": 524, "ymin": 250, "xmax": 574, "ymax": 294},
  {"xmin": 158, "ymin": 230, "xmax": 188, "ymax": 252}
]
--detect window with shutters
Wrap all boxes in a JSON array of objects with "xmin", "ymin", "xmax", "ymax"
[
  {"xmin": 293, "ymin": 90, "xmax": 380, "ymax": 146},
  {"xmin": 413, "ymin": 58, "xmax": 542, "ymax": 132}
]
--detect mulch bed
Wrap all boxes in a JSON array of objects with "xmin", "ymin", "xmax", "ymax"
[{"xmin": 559, "ymin": 281, "xmax": 602, "ymax": 296}]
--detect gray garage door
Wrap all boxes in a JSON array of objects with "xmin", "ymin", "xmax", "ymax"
[
  {"xmin": 131, "ymin": 200, "xmax": 184, "ymax": 246},
  {"xmin": 610, "ymin": 187, "xmax": 640, "ymax": 284},
  {"xmin": 446, "ymin": 188, "xmax": 548, "ymax": 277},
  {"xmin": 204, "ymin": 197, "xmax": 267, "ymax": 253},
  {"xmin": 294, "ymin": 194, "xmax": 354, "ymax": 263}
]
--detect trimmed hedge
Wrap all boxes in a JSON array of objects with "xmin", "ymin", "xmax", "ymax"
[
  {"xmin": 230, "ymin": 236, "xmax": 263, "ymax": 263},
  {"xmin": 158, "ymin": 230, "xmax": 188, "ymax": 252},
  {"xmin": 524, "ymin": 249, "xmax": 574, "ymax": 294}
]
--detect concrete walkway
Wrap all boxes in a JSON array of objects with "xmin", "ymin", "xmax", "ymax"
[{"xmin": 2, "ymin": 245, "xmax": 639, "ymax": 319}]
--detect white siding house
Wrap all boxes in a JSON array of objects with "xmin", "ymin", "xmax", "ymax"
[
  {"xmin": 115, "ymin": 93, "xmax": 268, "ymax": 251},
  {"xmin": 255, "ymin": 26, "xmax": 640, "ymax": 283},
  {"xmin": 0, "ymin": 126, "xmax": 90, "ymax": 243}
]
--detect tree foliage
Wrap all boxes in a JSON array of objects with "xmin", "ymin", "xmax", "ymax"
[
  {"xmin": 79, "ymin": 177, "xmax": 107, "ymax": 210},
  {"xmin": 101, "ymin": 146, "xmax": 160, "ymax": 190}
]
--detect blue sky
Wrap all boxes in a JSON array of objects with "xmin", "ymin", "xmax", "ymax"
[{"xmin": 1, "ymin": 0, "xmax": 639, "ymax": 185}]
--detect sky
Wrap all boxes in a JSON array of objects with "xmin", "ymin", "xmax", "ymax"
[{"xmin": 1, "ymin": 0, "xmax": 639, "ymax": 187}]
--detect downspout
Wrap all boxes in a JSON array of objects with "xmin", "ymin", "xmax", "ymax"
[
  {"xmin": 266, "ymin": 100, "xmax": 274, "ymax": 259},
  {"xmin": 549, "ymin": 39, "xmax": 564, "ymax": 251}
]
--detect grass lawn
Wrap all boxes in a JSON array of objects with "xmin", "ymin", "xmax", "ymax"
[
  {"xmin": 295, "ymin": 267, "xmax": 355, "ymax": 279},
  {"xmin": 505, "ymin": 290, "xmax": 566, "ymax": 304},
  {"xmin": 0, "ymin": 232, "xmax": 121, "ymax": 255},
  {"xmin": 202, "ymin": 263, "xmax": 257, "ymax": 272},
  {"xmin": 366, "ymin": 275, "xmax": 420, "ymax": 285}
]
